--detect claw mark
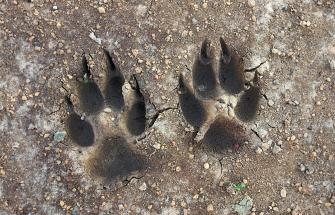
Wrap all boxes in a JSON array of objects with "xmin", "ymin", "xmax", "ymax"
[
  {"xmin": 104, "ymin": 49, "xmax": 125, "ymax": 111},
  {"xmin": 82, "ymin": 54, "xmax": 91, "ymax": 79},
  {"xmin": 192, "ymin": 39, "xmax": 218, "ymax": 99},
  {"xmin": 219, "ymin": 37, "xmax": 245, "ymax": 95},
  {"xmin": 178, "ymin": 73, "xmax": 207, "ymax": 128}
]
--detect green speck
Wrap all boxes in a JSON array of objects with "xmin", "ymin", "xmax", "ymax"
[{"xmin": 233, "ymin": 183, "xmax": 247, "ymax": 191}]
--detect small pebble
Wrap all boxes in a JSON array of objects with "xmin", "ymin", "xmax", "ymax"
[
  {"xmin": 207, "ymin": 204, "xmax": 214, "ymax": 212},
  {"xmin": 280, "ymin": 188, "xmax": 287, "ymax": 198},
  {"xmin": 153, "ymin": 143, "xmax": 161, "ymax": 149},
  {"xmin": 300, "ymin": 164, "xmax": 306, "ymax": 172},
  {"xmin": 324, "ymin": 202, "xmax": 332, "ymax": 207},
  {"xmin": 118, "ymin": 204, "xmax": 124, "ymax": 210},
  {"xmin": 97, "ymin": 6, "xmax": 106, "ymax": 14},
  {"xmin": 176, "ymin": 166, "xmax": 181, "ymax": 172},
  {"xmin": 204, "ymin": 163, "xmax": 210, "ymax": 169},
  {"xmin": 268, "ymin": 100, "xmax": 274, "ymax": 107},
  {"xmin": 104, "ymin": 108, "xmax": 112, "ymax": 113},
  {"xmin": 327, "ymin": 59, "xmax": 335, "ymax": 70}
]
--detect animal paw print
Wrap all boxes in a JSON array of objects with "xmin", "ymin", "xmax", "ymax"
[
  {"xmin": 179, "ymin": 37, "xmax": 261, "ymax": 152},
  {"xmin": 64, "ymin": 51, "xmax": 147, "ymax": 184}
]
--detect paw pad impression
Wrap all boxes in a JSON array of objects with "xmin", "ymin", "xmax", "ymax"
[
  {"xmin": 65, "ymin": 50, "xmax": 146, "ymax": 183},
  {"xmin": 179, "ymin": 37, "xmax": 261, "ymax": 152}
]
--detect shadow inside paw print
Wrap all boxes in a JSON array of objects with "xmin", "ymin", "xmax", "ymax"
[
  {"xmin": 179, "ymin": 73, "xmax": 207, "ymax": 129},
  {"xmin": 65, "ymin": 51, "xmax": 147, "ymax": 183},
  {"xmin": 234, "ymin": 72, "xmax": 261, "ymax": 122},
  {"xmin": 126, "ymin": 75, "xmax": 146, "ymax": 136},
  {"xmin": 86, "ymin": 136, "xmax": 145, "ymax": 183},
  {"xmin": 192, "ymin": 38, "xmax": 218, "ymax": 100},
  {"xmin": 179, "ymin": 37, "xmax": 262, "ymax": 152},
  {"xmin": 104, "ymin": 49, "xmax": 125, "ymax": 111},
  {"xmin": 77, "ymin": 56, "xmax": 104, "ymax": 115},
  {"xmin": 65, "ymin": 96, "xmax": 94, "ymax": 147}
]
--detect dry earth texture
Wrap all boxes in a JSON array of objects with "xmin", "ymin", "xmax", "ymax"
[{"xmin": 0, "ymin": 0, "xmax": 334, "ymax": 215}]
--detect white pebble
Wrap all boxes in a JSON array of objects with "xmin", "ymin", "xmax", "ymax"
[
  {"xmin": 204, "ymin": 163, "xmax": 210, "ymax": 169},
  {"xmin": 104, "ymin": 108, "xmax": 112, "ymax": 113},
  {"xmin": 280, "ymin": 188, "xmax": 287, "ymax": 198},
  {"xmin": 97, "ymin": 6, "xmax": 106, "ymax": 14},
  {"xmin": 153, "ymin": 143, "xmax": 161, "ymax": 149}
]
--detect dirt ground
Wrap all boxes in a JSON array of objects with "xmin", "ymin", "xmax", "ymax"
[{"xmin": 0, "ymin": 0, "xmax": 334, "ymax": 214}]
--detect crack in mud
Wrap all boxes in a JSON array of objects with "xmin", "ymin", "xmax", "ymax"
[
  {"xmin": 147, "ymin": 106, "xmax": 178, "ymax": 128},
  {"xmin": 122, "ymin": 175, "xmax": 145, "ymax": 187},
  {"xmin": 245, "ymin": 61, "xmax": 267, "ymax": 72},
  {"xmin": 251, "ymin": 128, "xmax": 263, "ymax": 142}
]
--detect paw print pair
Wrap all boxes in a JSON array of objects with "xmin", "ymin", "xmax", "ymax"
[{"xmin": 179, "ymin": 37, "xmax": 261, "ymax": 152}]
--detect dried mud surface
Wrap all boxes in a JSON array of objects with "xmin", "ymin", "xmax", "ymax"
[{"xmin": 0, "ymin": 0, "xmax": 334, "ymax": 215}]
